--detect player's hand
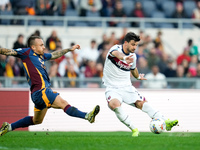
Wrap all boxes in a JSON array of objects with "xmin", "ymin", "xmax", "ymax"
[
  {"xmin": 124, "ymin": 55, "xmax": 133, "ymax": 64},
  {"xmin": 70, "ymin": 44, "xmax": 81, "ymax": 51},
  {"xmin": 137, "ymin": 73, "xmax": 147, "ymax": 80}
]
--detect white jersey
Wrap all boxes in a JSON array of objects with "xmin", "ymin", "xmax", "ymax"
[{"xmin": 102, "ymin": 44, "xmax": 137, "ymax": 88}]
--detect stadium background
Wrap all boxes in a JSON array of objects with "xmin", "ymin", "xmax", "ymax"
[{"xmin": 0, "ymin": 0, "xmax": 200, "ymax": 132}]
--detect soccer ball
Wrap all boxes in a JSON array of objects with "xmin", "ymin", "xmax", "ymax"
[{"xmin": 149, "ymin": 118, "xmax": 166, "ymax": 134}]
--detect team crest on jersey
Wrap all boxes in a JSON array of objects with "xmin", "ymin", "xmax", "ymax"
[
  {"xmin": 15, "ymin": 48, "xmax": 22, "ymax": 51},
  {"xmin": 108, "ymin": 96, "xmax": 111, "ymax": 100}
]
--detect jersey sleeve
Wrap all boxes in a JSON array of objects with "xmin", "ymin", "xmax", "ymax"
[
  {"xmin": 43, "ymin": 53, "xmax": 52, "ymax": 61},
  {"xmin": 14, "ymin": 48, "xmax": 30, "ymax": 58},
  {"xmin": 109, "ymin": 45, "xmax": 119, "ymax": 57}
]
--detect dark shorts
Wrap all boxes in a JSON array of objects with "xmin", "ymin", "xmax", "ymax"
[{"xmin": 31, "ymin": 87, "xmax": 59, "ymax": 111}]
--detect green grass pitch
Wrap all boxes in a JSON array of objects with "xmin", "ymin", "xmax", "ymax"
[{"xmin": 0, "ymin": 131, "xmax": 200, "ymax": 150}]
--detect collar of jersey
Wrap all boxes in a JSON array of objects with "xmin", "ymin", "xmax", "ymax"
[
  {"xmin": 32, "ymin": 50, "xmax": 43, "ymax": 59},
  {"xmin": 121, "ymin": 44, "xmax": 129, "ymax": 56}
]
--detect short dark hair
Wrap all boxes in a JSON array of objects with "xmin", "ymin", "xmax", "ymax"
[
  {"xmin": 91, "ymin": 39, "xmax": 96, "ymax": 43},
  {"xmin": 18, "ymin": 34, "xmax": 23, "ymax": 38},
  {"xmin": 27, "ymin": 36, "xmax": 42, "ymax": 47},
  {"xmin": 188, "ymin": 39, "xmax": 193, "ymax": 46},
  {"xmin": 124, "ymin": 32, "xmax": 140, "ymax": 43}
]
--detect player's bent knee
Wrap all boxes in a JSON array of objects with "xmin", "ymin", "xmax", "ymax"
[
  {"xmin": 52, "ymin": 96, "xmax": 69, "ymax": 109},
  {"xmin": 135, "ymin": 100, "xmax": 145, "ymax": 109},
  {"xmin": 108, "ymin": 99, "xmax": 121, "ymax": 110}
]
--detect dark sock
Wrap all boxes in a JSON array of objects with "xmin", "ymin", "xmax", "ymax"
[
  {"xmin": 11, "ymin": 116, "xmax": 34, "ymax": 130},
  {"xmin": 64, "ymin": 105, "xmax": 86, "ymax": 119}
]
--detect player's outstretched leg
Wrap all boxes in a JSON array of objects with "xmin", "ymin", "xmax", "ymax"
[
  {"xmin": 165, "ymin": 119, "xmax": 178, "ymax": 131},
  {"xmin": 0, "ymin": 116, "xmax": 35, "ymax": 136},
  {"xmin": 85, "ymin": 105, "xmax": 100, "ymax": 123},
  {"xmin": 64, "ymin": 104, "xmax": 100, "ymax": 123},
  {"xmin": 0, "ymin": 122, "xmax": 11, "ymax": 136}
]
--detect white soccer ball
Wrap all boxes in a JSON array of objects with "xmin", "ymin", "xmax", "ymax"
[{"xmin": 149, "ymin": 118, "xmax": 166, "ymax": 134}]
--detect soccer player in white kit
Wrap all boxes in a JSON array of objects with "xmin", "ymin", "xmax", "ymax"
[{"xmin": 102, "ymin": 32, "xmax": 178, "ymax": 137}]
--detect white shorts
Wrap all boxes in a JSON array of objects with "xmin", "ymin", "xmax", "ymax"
[{"xmin": 105, "ymin": 86, "xmax": 146, "ymax": 106}]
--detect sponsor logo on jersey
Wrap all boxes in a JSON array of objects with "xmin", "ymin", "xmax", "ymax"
[
  {"xmin": 108, "ymin": 55, "xmax": 131, "ymax": 71},
  {"xmin": 38, "ymin": 58, "xmax": 44, "ymax": 65}
]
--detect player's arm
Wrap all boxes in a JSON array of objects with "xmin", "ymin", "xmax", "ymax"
[
  {"xmin": 131, "ymin": 67, "xmax": 147, "ymax": 80},
  {"xmin": 50, "ymin": 44, "xmax": 80, "ymax": 60},
  {"xmin": 111, "ymin": 50, "xmax": 133, "ymax": 64},
  {"xmin": 0, "ymin": 48, "xmax": 17, "ymax": 56}
]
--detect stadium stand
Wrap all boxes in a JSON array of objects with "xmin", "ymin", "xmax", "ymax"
[
  {"xmin": 74, "ymin": 21, "xmax": 88, "ymax": 27},
  {"xmin": 86, "ymin": 11, "xmax": 101, "ymax": 26},
  {"xmin": 183, "ymin": 0, "xmax": 197, "ymax": 18},
  {"xmin": 151, "ymin": 11, "xmax": 165, "ymax": 28},
  {"xmin": 144, "ymin": 22, "xmax": 154, "ymax": 28},
  {"xmin": 0, "ymin": 10, "xmax": 13, "ymax": 25},
  {"xmin": 160, "ymin": 23, "xmax": 174, "ymax": 28},
  {"xmin": 53, "ymin": 21, "xmax": 64, "ymax": 26},
  {"xmin": 0, "ymin": 0, "xmax": 199, "ymax": 91},
  {"xmin": 121, "ymin": 0, "xmax": 135, "ymax": 16},
  {"xmin": 155, "ymin": 0, "xmax": 163, "ymax": 10},
  {"xmin": 117, "ymin": 22, "xmax": 131, "ymax": 28},
  {"xmin": 86, "ymin": 11, "xmax": 100, "ymax": 17},
  {"xmin": 183, "ymin": 22, "xmax": 195, "ymax": 28},
  {"xmin": 0, "ymin": 0, "xmax": 198, "ymax": 29},
  {"xmin": 45, "ymin": 20, "xmax": 54, "ymax": 26},
  {"xmin": 161, "ymin": 0, "xmax": 176, "ymax": 18},
  {"xmin": 65, "ymin": 9, "xmax": 79, "ymax": 17},
  {"xmin": 28, "ymin": 20, "xmax": 43, "ymax": 26},
  {"xmin": 142, "ymin": 0, "xmax": 157, "ymax": 17}
]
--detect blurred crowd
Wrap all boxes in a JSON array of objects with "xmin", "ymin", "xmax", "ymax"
[
  {"xmin": 0, "ymin": 29, "xmax": 199, "ymax": 88},
  {"xmin": 0, "ymin": 0, "xmax": 200, "ymax": 27}
]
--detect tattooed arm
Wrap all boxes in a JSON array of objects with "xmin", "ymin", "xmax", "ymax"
[
  {"xmin": 0, "ymin": 48, "xmax": 17, "ymax": 56},
  {"xmin": 50, "ymin": 44, "xmax": 80, "ymax": 60}
]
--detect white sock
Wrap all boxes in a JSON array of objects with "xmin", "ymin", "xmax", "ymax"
[
  {"xmin": 8, "ymin": 123, "xmax": 12, "ymax": 131},
  {"xmin": 142, "ymin": 102, "xmax": 166, "ymax": 121},
  {"xmin": 114, "ymin": 107, "xmax": 136, "ymax": 130}
]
